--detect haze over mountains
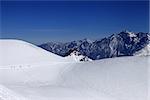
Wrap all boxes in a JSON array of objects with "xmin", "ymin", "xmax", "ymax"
[{"xmin": 39, "ymin": 31, "xmax": 150, "ymax": 60}]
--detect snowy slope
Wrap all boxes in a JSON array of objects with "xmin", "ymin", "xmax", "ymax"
[
  {"xmin": 60, "ymin": 56, "xmax": 149, "ymax": 100},
  {"xmin": 0, "ymin": 39, "xmax": 149, "ymax": 100},
  {"xmin": 0, "ymin": 39, "xmax": 74, "ymax": 85},
  {"xmin": 0, "ymin": 84, "xmax": 28, "ymax": 100},
  {"xmin": 0, "ymin": 56, "xmax": 149, "ymax": 100},
  {"xmin": 0, "ymin": 39, "xmax": 70, "ymax": 66}
]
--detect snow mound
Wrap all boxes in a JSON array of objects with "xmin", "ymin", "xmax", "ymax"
[
  {"xmin": 0, "ymin": 39, "xmax": 75, "ymax": 85},
  {"xmin": 61, "ymin": 56, "xmax": 149, "ymax": 100},
  {"xmin": 0, "ymin": 39, "xmax": 68, "ymax": 66},
  {"xmin": 134, "ymin": 43, "xmax": 150, "ymax": 56},
  {"xmin": 66, "ymin": 50, "xmax": 92, "ymax": 62}
]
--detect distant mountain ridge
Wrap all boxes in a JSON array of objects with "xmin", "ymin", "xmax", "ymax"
[{"xmin": 39, "ymin": 31, "xmax": 150, "ymax": 60}]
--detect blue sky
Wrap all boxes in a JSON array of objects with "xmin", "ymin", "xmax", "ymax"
[{"xmin": 1, "ymin": 1, "xmax": 149, "ymax": 44}]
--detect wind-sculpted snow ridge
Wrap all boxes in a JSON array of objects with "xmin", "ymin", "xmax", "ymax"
[
  {"xmin": 0, "ymin": 39, "xmax": 74, "ymax": 66},
  {"xmin": 39, "ymin": 31, "xmax": 150, "ymax": 60}
]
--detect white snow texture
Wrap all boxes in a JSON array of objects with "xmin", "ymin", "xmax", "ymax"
[{"xmin": 0, "ymin": 39, "xmax": 149, "ymax": 100}]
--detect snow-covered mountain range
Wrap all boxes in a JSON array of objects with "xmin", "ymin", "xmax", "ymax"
[{"xmin": 39, "ymin": 31, "xmax": 150, "ymax": 60}]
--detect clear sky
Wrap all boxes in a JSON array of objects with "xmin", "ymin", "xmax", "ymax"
[{"xmin": 1, "ymin": 1, "xmax": 149, "ymax": 44}]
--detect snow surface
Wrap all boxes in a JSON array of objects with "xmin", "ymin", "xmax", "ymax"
[
  {"xmin": 0, "ymin": 39, "xmax": 73, "ymax": 66},
  {"xmin": 0, "ymin": 84, "xmax": 27, "ymax": 100},
  {"xmin": 0, "ymin": 39, "xmax": 149, "ymax": 100},
  {"xmin": 65, "ymin": 50, "xmax": 92, "ymax": 62}
]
